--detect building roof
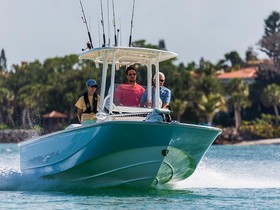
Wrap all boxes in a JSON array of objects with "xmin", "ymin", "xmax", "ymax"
[
  {"xmin": 216, "ymin": 67, "xmax": 257, "ymax": 79},
  {"xmin": 42, "ymin": 110, "xmax": 67, "ymax": 118}
]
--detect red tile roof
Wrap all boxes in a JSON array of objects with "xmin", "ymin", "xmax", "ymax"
[{"xmin": 217, "ymin": 67, "xmax": 257, "ymax": 79}]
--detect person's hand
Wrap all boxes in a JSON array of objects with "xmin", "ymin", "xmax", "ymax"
[{"xmin": 144, "ymin": 101, "xmax": 152, "ymax": 108}]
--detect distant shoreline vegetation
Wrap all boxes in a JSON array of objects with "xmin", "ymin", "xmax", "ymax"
[{"xmin": 0, "ymin": 129, "xmax": 40, "ymax": 143}]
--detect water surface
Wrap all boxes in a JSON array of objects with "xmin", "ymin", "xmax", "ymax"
[{"xmin": 0, "ymin": 143, "xmax": 279, "ymax": 209}]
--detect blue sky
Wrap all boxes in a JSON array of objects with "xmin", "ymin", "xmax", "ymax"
[{"xmin": 1, "ymin": 0, "xmax": 280, "ymax": 68}]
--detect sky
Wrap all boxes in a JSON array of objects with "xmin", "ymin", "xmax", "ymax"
[{"xmin": 1, "ymin": 0, "xmax": 280, "ymax": 69}]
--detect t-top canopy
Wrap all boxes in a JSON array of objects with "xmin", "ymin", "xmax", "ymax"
[{"xmin": 79, "ymin": 46, "xmax": 177, "ymax": 66}]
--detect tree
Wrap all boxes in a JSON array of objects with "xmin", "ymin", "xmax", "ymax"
[
  {"xmin": 224, "ymin": 51, "xmax": 245, "ymax": 70},
  {"xmin": 0, "ymin": 88, "xmax": 15, "ymax": 127},
  {"xmin": 259, "ymin": 11, "xmax": 280, "ymax": 68},
  {"xmin": 245, "ymin": 47, "xmax": 258, "ymax": 63},
  {"xmin": 226, "ymin": 78, "xmax": 251, "ymax": 129},
  {"xmin": 0, "ymin": 49, "xmax": 7, "ymax": 71},
  {"xmin": 197, "ymin": 93, "xmax": 227, "ymax": 125},
  {"xmin": 261, "ymin": 84, "xmax": 280, "ymax": 125},
  {"xmin": 170, "ymin": 99, "xmax": 188, "ymax": 122},
  {"xmin": 17, "ymin": 84, "xmax": 46, "ymax": 128},
  {"xmin": 193, "ymin": 74, "xmax": 223, "ymax": 97},
  {"xmin": 131, "ymin": 40, "xmax": 159, "ymax": 49}
]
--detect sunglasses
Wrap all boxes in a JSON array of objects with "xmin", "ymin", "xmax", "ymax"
[
  {"xmin": 128, "ymin": 73, "xmax": 136, "ymax": 76},
  {"xmin": 160, "ymin": 79, "xmax": 165, "ymax": 82},
  {"xmin": 90, "ymin": 85, "xmax": 97, "ymax": 88}
]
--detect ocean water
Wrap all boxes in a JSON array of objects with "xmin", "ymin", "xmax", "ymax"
[{"xmin": 0, "ymin": 143, "xmax": 279, "ymax": 209}]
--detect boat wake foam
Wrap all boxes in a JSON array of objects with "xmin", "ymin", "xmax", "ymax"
[
  {"xmin": 173, "ymin": 160, "xmax": 280, "ymax": 189},
  {"xmin": 0, "ymin": 167, "xmax": 74, "ymax": 191},
  {"xmin": 0, "ymin": 167, "xmax": 129, "ymax": 191},
  {"xmin": 1, "ymin": 162, "xmax": 279, "ymax": 191}
]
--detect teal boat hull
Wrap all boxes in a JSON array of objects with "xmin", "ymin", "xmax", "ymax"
[{"xmin": 19, "ymin": 121, "xmax": 221, "ymax": 189}]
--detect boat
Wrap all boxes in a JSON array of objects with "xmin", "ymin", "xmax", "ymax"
[
  {"xmin": 19, "ymin": 46, "xmax": 221, "ymax": 189},
  {"xmin": 18, "ymin": 2, "xmax": 222, "ymax": 189}
]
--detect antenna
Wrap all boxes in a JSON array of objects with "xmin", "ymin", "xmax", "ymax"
[
  {"xmin": 112, "ymin": 0, "xmax": 117, "ymax": 46},
  {"xmin": 100, "ymin": 0, "xmax": 106, "ymax": 47},
  {"xmin": 128, "ymin": 0, "xmax": 136, "ymax": 47},
  {"xmin": 79, "ymin": 0, "xmax": 93, "ymax": 50}
]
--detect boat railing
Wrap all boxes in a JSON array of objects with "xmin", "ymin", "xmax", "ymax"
[{"xmin": 112, "ymin": 106, "xmax": 152, "ymax": 114}]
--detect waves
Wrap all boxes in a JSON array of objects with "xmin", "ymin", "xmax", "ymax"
[
  {"xmin": 174, "ymin": 145, "xmax": 280, "ymax": 189},
  {"xmin": 174, "ymin": 160, "xmax": 280, "ymax": 189}
]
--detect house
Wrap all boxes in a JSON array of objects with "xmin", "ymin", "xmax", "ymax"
[{"xmin": 216, "ymin": 67, "xmax": 257, "ymax": 85}]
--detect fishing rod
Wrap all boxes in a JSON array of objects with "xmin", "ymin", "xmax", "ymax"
[
  {"xmin": 79, "ymin": 0, "xmax": 93, "ymax": 50},
  {"xmin": 100, "ymin": 0, "xmax": 106, "ymax": 47},
  {"xmin": 119, "ymin": 19, "xmax": 122, "ymax": 46},
  {"xmin": 128, "ymin": 0, "xmax": 136, "ymax": 47},
  {"xmin": 112, "ymin": 0, "xmax": 117, "ymax": 46},
  {"xmin": 107, "ymin": 0, "xmax": 111, "ymax": 46}
]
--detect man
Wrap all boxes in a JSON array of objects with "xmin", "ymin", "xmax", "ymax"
[
  {"xmin": 114, "ymin": 66, "xmax": 145, "ymax": 107},
  {"xmin": 75, "ymin": 79, "xmax": 100, "ymax": 124},
  {"xmin": 140, "ymin": 72, "xmax": 171, "ymax": 108}
]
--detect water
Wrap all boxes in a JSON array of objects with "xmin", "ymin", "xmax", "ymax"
[{"xmin": 0, "ymin": 143, "xmax": 279, "ymax": 209}]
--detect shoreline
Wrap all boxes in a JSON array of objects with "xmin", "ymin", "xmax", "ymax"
[{"xmin": 234, "ymin": 138, "xmax": 280, "ymax": 146}]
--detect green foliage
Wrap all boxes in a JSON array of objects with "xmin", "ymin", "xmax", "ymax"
[
  {"xmin": 259, "ymin": 11, "xmax": 280, "ymax": 67},
  {"xmin": 252, "ymin": 63, "xmax": 280, "ymax": 120},
  {"xmin": 261, "ymin": 83, "xmax": 280, "ymax": 124},
  {"xmin": 0, "ymin": 87, "xmax": 15, "ymax": 127},
  {"xmin": 170, "ymin": 99, "xmax": 188, "ymax": 121},
  {"xmin": 132, "ymin": 40, "xmax": 159, "ymax": 49},
  {"xmin": 224, "ymin": 51, "xmax": 245, "ymax": 69},
  {"xmin": 196, "ymin": 93, "xmax": 227, "ymax": 125},
  {"xmin": 32, "ymin": 125, "xmax": 43, "ymax": 133},
  {"xmin": 241, "ymin": 114, "xmax": 280, "ymax": 139},
  {"xmin": 264, "ymin": 11, "xmax": 280, "ymax": 36},
  {"xmin": 261, "ymin": 84, "xmax": 280, "ymax": 107},
  {"xmin": 0, "ymin": 49, "xmax": 7, "ymax": 71},
  {"xmin": 245, "ymin": 47, "xmax": 258, "ymax": 62},
  {"xmin": 0, "ymin": 124, "xmax": 8, "ymax": 129},
  {"xmin": 0, "ymin": 54, "xmax": 91, "ymax": 127},
  {"xmin": 226, "ymin": 78, "xmax": 251, "ymax": 129}
]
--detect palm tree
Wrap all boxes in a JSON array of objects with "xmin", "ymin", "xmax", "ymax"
[
  {"xmin": 197, "ymin": 93, "xmax": 227, "ymax": 125},
  {"xmin": 226, "ymin": 78, "xmax": 251, "ymax": 129},
  {"xmin": 17, "ymin": 84, "xmax": 47, "ymax": 128},
  {"xmin": 170, "ymin": 99, "xmax": 188, "ymax": 122},
  {"xmin": 261, "ymin": 84, "xmax": 280, "ymax": 125},
  {"xmin": 0, "ymin": 88, "xmax": 15, "ymax": 127}
]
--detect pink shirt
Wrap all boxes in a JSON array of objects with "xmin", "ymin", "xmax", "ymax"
[{"xmin": 114, "ymin": 83, "xmax": 145, "ymax": 107}]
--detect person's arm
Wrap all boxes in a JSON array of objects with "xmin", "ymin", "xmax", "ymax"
[
  {"xmin": 140, "ymin": 90, "xmax": 147, "ymax": 107},
  {"xmin": 77, "ymin": 108, "xmax": 83, "ymax": 123},
  {"xmin": 162, "ymin": 88, "xmax": 171, "ymax": 108}
]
